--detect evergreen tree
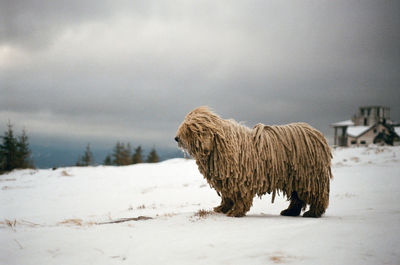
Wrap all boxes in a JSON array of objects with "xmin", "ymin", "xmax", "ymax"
[
  {"xmin": 0, "ymin": 122, "xmax": 18, "ymax": 172},
  {"xmin": 120, "ymin": 143, "xmax": 132, "ymax": 165},
  {"xmin": 75, "ymin": 144, "xmax": 94, "ymax": 167},
  {"xmin": 81, "ymin": 144, "xmax": 94, "ymax": 166},
  {"xmin": 16, "ymin": 129, "xmax": 33, "ymax": 169},
  {"xmin": 146, "ymin": 147, "xmax": 159, "ymax": 163},
  {"xmin": 131, "ymin": 146, "xmax": 143, "ymax": 164},
  {"xmin": 0, "ymin": 122, "xmax": 34, "ymax": 172},
  {"xmin": 112, "ymin": 142, "xmax": 134, "ymax": 166},
  {"xmin": 112, "ymin": 142, "xmax": 123, "ymax": 165},
  {"xmin": 75, "ymin": 156, "xmax": 82, "ymax": 167},
  {"xmin": 103, "ymin": 154, "xmax": 112, "ymax": 165}
]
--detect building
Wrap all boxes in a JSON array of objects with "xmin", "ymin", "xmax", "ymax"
[{"xmin": 332, "ymin": 106, "xmax": 400, "ymax": 147}]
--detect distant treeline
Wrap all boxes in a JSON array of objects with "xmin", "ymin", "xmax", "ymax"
[
  {"xmin": 76, "ymin": 142, "xmax": 160, "ymax": 167},
  {"xmin": 0, "ymin": 121, "xmax": 161, "ymax": 173},
  {"xmin": 0, "ymin": 122, "xmax": 34, "ymax": 174}
]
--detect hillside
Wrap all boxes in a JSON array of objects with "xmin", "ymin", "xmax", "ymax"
[{"xmin": 1, "ymin": 146, "xmax": 400, "ymax": 265}]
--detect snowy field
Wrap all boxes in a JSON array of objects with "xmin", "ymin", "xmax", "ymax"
[{"xmin": 1, "ymin": 146, "xmax": 400, "ymax": 265}]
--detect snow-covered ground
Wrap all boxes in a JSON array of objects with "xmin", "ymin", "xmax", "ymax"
[{"xmin": 1, "ymin": 146, "xmax": 400, "ymax": 265}]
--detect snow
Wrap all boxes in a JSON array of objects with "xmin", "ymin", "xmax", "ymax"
[
  {"xmin": 331, "ymin": 119, "xmax": 354, "ymax": 127},
  {"xmin": 347, "ymin": 125, "xmax": 372, "ymax": 137},
  {"xmin": 1, "ymin": 146, "xmax": 400, "ymax": 265}
]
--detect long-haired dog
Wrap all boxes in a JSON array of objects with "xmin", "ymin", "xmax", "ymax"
[{"xmin": 175, "ymin": 106, "xmax": 332, "ymax": 218}]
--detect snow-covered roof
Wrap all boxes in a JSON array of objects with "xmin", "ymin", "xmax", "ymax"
[
  {"xmin": 331, "ymin": 120, "xmax": 354, "ymax": 127},
  {"xmin": 394, "ymin": 127, "xmax": 400, "ymax": 137},
  {"xmin": 347, "ymin": 126, "xmax": 372, "ymax": 138}
]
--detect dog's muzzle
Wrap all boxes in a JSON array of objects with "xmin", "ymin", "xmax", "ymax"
[{"xmin": 174, "ymin": 137, "xmax": 179, "ymax": 143}]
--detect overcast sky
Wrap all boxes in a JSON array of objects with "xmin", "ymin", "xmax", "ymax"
[{"xmin": 1, "ymin": 0, "xmax": 399, "ymax": 150}]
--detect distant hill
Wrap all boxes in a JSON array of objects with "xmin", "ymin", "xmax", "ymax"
[{"xmin": 30, "ymin": 145, "xmax": 185, "ymax": 169}]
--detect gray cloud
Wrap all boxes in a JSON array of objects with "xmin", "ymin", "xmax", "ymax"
[{"xmin": 1, "ymin": 0, "xmax": 399, "ymax": 150}]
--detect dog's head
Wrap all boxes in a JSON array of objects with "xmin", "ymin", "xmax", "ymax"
[{"xmin": 175, "ymin": 106, "xmax": 223, "ymax": 159}]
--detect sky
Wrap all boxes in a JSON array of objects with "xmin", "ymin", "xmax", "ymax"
[{"xmin": 1, "ymin": 0, "xmax": 400, "ymax": 163}]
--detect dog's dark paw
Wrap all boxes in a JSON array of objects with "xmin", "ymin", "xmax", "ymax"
[
  {"xmin": 303, "ymin": 211, "xmax": 321, "ymax": 218},
  {"xmin": 280, "ymin": 208, "xmax": 301, "ymax": 216}
]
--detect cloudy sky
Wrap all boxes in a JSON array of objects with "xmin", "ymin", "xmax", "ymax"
[{"xmin": 1, "ymin": 0, "xmax": 399, "ymax": 155}]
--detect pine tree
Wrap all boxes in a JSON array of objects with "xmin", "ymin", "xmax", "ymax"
[
  {"xmin": 0, "ymin": 122, "xmax": 18, "ymax": 172},
  {"xmin": 16, "ymin": 129, "xmax": 33, "ymax": 169},
  {"xmin": 132, "ymin": 146, "xmax": 143, "ymax": 164},
  {"xmin": 103, "ymin": 155, "xmax": 112, "ymax": 165},
  {"xmin": 112, "ymin": 142, "xmax": 134, "ymax": 166},
  {"xmin": 81, "ymin": 144, "xmax": 94, "ymax": 166},
  {"xmin": 120, "ymin": 143, "xmax": 132, "ymax": 165},
  {"xmin": 112, "ymin": 142, "xmax": 123, "ymax": 165},
  {"xmin": 75, "ymin": 156, "xmax": 82, "ymax": 167},
  {"xmin": 0, "ymin": 122, "xmax": 34, "ymax": 172},
  {"xmin": 146, "ymin": 147, "xmax": 159, "ymax": 163}
]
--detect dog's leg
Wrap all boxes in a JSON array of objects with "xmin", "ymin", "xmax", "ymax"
[
  {"xmin": 214, "ymin": 197, "xmax": 234, "ymax": 214},
  {"xmin": 226, "ymin": 201, "xmax": 252, "ymax": 217},
  {"xmin": 302, "ymin": 189, "xmax": 329, "ymax": 218},
  {"xmin": 303, "ymin": 205, "xmax": 324, "ymax": 218},
  {"xmin": 226, "ymin": 193, "xmax": 253, "ymax": 217},
  {"xmin": 280, "ymin": 191, "xmax": 305, "ymax": 217},
  {"xmin": 303, "ymin": 198, "xmax": 328, "ymax": 218}
]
